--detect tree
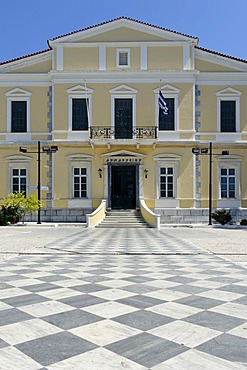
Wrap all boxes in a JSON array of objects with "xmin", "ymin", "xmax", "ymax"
[{"xmin": 1, "ymin": 192, "xmax": 41, "ymax": 225}]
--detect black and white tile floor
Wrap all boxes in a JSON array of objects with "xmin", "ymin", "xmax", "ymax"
[{"xmin": 0, "ymin": 228, "xmax": 247, "ymax": 369}]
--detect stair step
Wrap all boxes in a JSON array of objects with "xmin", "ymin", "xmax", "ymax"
[{"xmin": 96, "ymin": 210, "xmax": 150, "ymax": 228}]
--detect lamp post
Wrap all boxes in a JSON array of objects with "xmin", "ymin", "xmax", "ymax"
[
  {"xmin": 192, "ymin": 142, "xmax": 229, "ymax": 225},
  {"xmin": 19, "ymin": 141, "xmax": 58, "ymax": 224}
]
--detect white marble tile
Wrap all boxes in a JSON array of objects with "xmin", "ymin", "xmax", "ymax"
[
  {"xmin": 0, "ymin": 346, "xmax": 41, "ymax": 370},
  {"xmin": 37, "ymin": 287, "xmax": 82, "ymax": 300},
  {"xmin": 228, "ymin": 323, "xmax": 247, "ymax": 339},
  {"xmin": 52, "ymin": 279, "xmax": 88, "ymax": 287},
  {"xmin": 70, "ymin": 319, "xmax": 141, "ymax": 346},
  {"xmin": 47, "ymin": 347, "xmax": 146, "ymax": 370},
  {"xmin": 197, "ymin": 290, "xmax": 244, "ymax": 302},
  {"xmin": 0, "ymin": 287, "xmax": 28, "ymax": 300},
  {"xmin": 149, "ymin": 320, "xmax": 221, "ymax": 347},
  {"xmin": 147, "ymin": 302, "xmax": 202, "ymax": 319},
  {"xmin": 0, "ymin": 301, "xmax": 12, "ymax": 311},
  {"xmin": 143, "ymin": 280, "xmax": 181, "ymax": 289},
  {"xmin": 19, "ymin": 300, "xmax": 74, "ymax": 317},
  {"xmin": 91, "ymin": 288, "xmax": 135, "ymax": 301},
  {"xmin": 152, "ymin": 348, "xmax": 247, "ymax": 370},
  {"xmin": 82, "ymin": 301, "xmax": 138, "ymax": 318},
  {"xmin": 7, "ymin": 278, "xmax": 43, "ymax": 287},
  {"xmin": 145, "ymin": 289, "xmax": 189, "ymax": 301},
  {"xmin": 209, "ymin": 302, "xmax": 247, "ymax": 320},
  {"xmin": 97, "ymin": 279, "xmax": 134, "ymax": 288},
  {"xmin": 0, "ymin": 318, "xmax": 62, "ymax": 345}
]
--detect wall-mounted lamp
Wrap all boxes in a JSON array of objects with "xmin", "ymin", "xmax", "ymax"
[
  {"xmin": 43, "ymin": 146, "xmax": 58, "ymax": 154},
  {"xmin": 98, "ymin": 168, "xmax": 102, "ymax": 178},
  {"xmin": 144, "ymin": 169, "xmax": 148, "ymax": 179}
]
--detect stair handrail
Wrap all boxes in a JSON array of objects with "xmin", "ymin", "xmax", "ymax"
[
  {"xmin": 140, "ymin": 199, "xmax": 160, "ymax": 229},
  {"xmin": 86, "ymin": 199, "xmax": 107, "ymax": 228}
]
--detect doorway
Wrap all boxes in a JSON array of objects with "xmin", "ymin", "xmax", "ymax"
[{"xmin": 111, "ymin": 166, "xmax": 136, "ymax": 209}]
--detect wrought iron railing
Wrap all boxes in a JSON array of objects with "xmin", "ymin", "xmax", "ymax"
[{"xmin": 90, "ymin": 126, "xmax": 157, "ymax": 139}]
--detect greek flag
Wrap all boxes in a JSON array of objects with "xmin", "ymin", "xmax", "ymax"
[{"xmin": 158, "ymin": 89, "xmax": 168, "ymax": 115}]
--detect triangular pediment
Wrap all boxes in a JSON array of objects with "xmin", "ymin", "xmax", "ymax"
[
  {"xmin": 49, "ymin": 17, "xmax": 198, "ymax": 45},
  {"xmin": 67, "ymin": 85, "xmax": 94, "ymax": 94},
  {"xmin": 153, "ymin": 84, "xmax": 180, "ymax": 94},
  {"xmin": 109, "ymin": 85, "xmax": 138, "ymax": 94},
  {"xmin": 5, "ymin": 88, "xmax": 31, "ymax": 97},
  {"xmin": 101, "ymin": 150, "xmax": 145, "ymax": 158},
  {"xmin": 216, "ymin": 87, "xmax": 242, "ymax": 96}
]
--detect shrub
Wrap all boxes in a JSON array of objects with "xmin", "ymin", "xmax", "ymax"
[
  {"xmin": 240, "ymin": 219, "xmax": 247, "ymax": 226},
  {"xmin": 211, "ymin": 209, "xmax": 232, "ymax": 225}
]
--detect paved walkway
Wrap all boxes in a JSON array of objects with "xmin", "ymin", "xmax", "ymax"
[{"xmin": 0, "ymin": 228, "xmax": 247, "ymax": 369}]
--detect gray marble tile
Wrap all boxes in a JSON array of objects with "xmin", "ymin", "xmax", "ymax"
[
  {"xmin": 106, "ymin": 332, "xmax": 188, "ymax": 367},
  {"xmin": 72, "ymin": 284, "xmax": 109, "ymax": 293},
  {"xmin": 116, "ymin": 295, "xmax": 165, "ymax": 309},
  {"xmin": 174, "ymin": 295, "xmax": 224, "ymax": 309},
  {"xmin": 16, "ymin": 331, "xmax": 97, "ymax": 367},
  {"xmin": 59, "ymin": 294, "xmax": 107, "ymax": 308},
  {"xmin": 43, "ymin": 309, "xmax": 103, "ymax": 330},
  {"xmin": 185, "ymin": 311, "xmax": 245, "ymax": 331},
  {"xmin": 196, "ymin": 333, "xmax": 247, "ymax": 363},
  {"xmin": 2, "ymin": 293, "xmax": 49, "ymax": 307},
  {"xmin": 22, "ymin": 283, "xmax": 58, "ymax": 293},
  {"xmin": 0, "ymin": 308, "xmax": 33, "ymax": 326},
  {"xmin": 113, "ymin": 309, "xmax": 173, "ymax": 331}
]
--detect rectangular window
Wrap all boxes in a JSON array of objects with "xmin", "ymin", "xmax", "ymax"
[
  {"xmin": 159, "ymin": 98, "xmax": 175, "ymax": 130},
  {"xmin": 160, "ymin": 167, "xmax": 174, "ymax": 198},
  {"xmin": 11, "ymin": 101, "xmax": 27, "ymax": 132},
  {"xmin": 221, "ymin": 168, "xmax": 235, "ymax": 198},
  {"xmin": 115, "ymin": 98, "xmax": 133, "ymax": 139},
  {"xmin": 12, "ymin": 168, "xmax": 27, "ymax": 194},
  {"xmin": 72, "ymin": 98, "xmax": 88, "ymax": 131},
  {"xmin": 117, "ymin": 49, "xmax": 130, "ymax": 67},
  {"xmin": 220, "ymin": 101, "xmax": 236, "ymax": 132},
  {"xmin": 73, "ymin": 167, "xmax": 87, "ymax": 198}
]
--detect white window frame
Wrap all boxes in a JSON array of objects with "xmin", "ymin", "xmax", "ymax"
[
  {"xmin": 68, "ymin": 94, "xmax": 92, "ymax": 132},
  {"xmin": 154, "ymin": 85, "xmax": 180, "ymax": 140},
  {"xmin": 216, "ymin": 88, "xmax": 241, "ymax": 133},
  {"xmin": 159, "ymin": 166, "xmax": 175, "ymax": 198},
  {"xmin": 116, "ymin": 48, "xmax": 130, "ymax": 68},
  {"xmin": 216, "ymin": 155, "xmax": 242, "ymax": 208},
  {"xmin": 5, "ymin": 155, "xmax": 32, "ymax": 195},
  {"xmin": 5, "ymin": 88, "xmax": 31, "ymax": 136},
  {"xmin": 153, "ymin": 154, "xmax": 181, "ymax": 208},
  {"xmin": 66, "ymin": 154, "xmax": 93, "ymax": 208},
  {"xmin": 111, "ymin": 94, "xmax": 136, "ymax": 137}
]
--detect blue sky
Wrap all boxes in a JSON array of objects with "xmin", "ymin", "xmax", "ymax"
[{"xmin": 1, "ymin": 0, "xmax": 247, "ymax": 63}]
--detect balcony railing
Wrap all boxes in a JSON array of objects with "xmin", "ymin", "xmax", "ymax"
[{"xmin": 90, "ymin": 126, "xmax": 157, "ymax": 140}]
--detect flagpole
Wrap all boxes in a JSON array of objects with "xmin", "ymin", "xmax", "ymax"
[{"xmin": 84, "ymin": 79, "xmax": 91, "ymax": 132}]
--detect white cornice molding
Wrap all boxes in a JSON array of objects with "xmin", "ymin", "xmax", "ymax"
[
  {"xmin": 196, "ymin": 72, "xmax": 247, "ymax": 85},
  {"xmin": 109, "ymin": 84, "xmax": 138, "ymax": 94},
  {"xmin": 0, "ymin": 51, "xmax": 52, "ymax": 73},
  {"xmin": 53, "ymin": 41, "xmax": 193, "ymax": 48},
  {"xmin": 216, "ymin": 87, "xmax": 242, "ymax": 96},
  {"xmin": 49, "ymin": 19, "xmax": 197, "ymax": 45},
  {"xmin": 195, "ymin": 48, "xmax": 247, "ymax": 72},
  {"xmin": 101, "ymin": 149, "xmax": 146, "ymax": 158}
]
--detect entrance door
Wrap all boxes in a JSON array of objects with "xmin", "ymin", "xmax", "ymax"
[{"xmin": 111, "ymin": 166, "xmax": 136, "ymax": 209}]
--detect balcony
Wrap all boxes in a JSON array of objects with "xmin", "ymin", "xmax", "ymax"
[{"xmin": 90, "ymin": 126, "xmax": 157, "ymax": 140}]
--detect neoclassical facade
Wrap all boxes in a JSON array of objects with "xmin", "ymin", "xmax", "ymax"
[{"xmin": 0, "ymin": 17, "xmax": 247, "ymax": 223}]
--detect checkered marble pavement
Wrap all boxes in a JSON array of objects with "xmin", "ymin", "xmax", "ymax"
[{"xmin": 0, "ymin": 228, "xmax": 247, "ymax": 369}]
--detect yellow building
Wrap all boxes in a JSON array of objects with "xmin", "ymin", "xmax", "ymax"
[{"xmin": 1, "ymin": 17, "xmax": 247, "ymax": 224}]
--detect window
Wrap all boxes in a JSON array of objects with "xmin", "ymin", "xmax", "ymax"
[
  {"xmin": 220, "ymin": 101, "xmax": 236, "ymax": 132},
  {"xmin": 216, "ymin": 88, "xmax": 241, "ymax": 133},
  {"xmin": 12, "ymin": 168, "xmax": 27, "ymax": 194},
  {"xmin": 11, "ymin": 101, "xmax": 27, "ymax": 132},
  {"xmin": 220, "ymin": 168, "xmax": 235, "ymax": 198},
  {"xmin": 216, "ymin": 155, "xmax": 242, "ymax": 208},
  {"xmin": 159, "ymin": 98, "xmax": 175, "ymax": 130},
  {"xmin": 6, "ymin": 88, "xmax": 31, "ymax": 134},
  {"xmin": 73, "ymin": 167, "xmax": 87, "ymax": 198},
  {"xmin": 160, "ymin": 167, "xmax": 174, "ymax": 198},
  {"xmin": 153, "ymin": 154, "xmax": 181, "ymax": 207},
  {"xmin": 117, "ymin": 49, "xmax": 130, "ymax": 67},
  {"xmin": 72, "ymin": 98, "xmax": 88, "ymax": 131},
  {"xmin": 114, "ymin": 98, "xmax": 133, "ymax": 139}
]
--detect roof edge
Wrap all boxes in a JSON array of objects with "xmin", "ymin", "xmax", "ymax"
[{"xmin": 0, "ymin": 48, "xmax": 51, "ymax": 67}]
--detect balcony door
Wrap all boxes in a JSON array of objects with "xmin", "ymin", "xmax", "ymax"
[
  {"xmin": 115, "ymin": 98, "xmax": 133, "ymax": 139},
  {"xmin": 111, "ymin": 166, "xmax": 136, "ymax": 209}
]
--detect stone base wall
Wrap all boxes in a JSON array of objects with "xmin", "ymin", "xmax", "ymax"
[
  {"xmin": 154, "ymin": 208, "xmax": 247, "ymax": 224},
  {"xmin": 25, "ymin": 208, "xmax": 93, "ymax": 223}
]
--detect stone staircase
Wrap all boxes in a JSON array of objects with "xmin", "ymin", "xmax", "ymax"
[{"xmin": 96, "ymin": 210, "xmax": 150, "ymax": 228}]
